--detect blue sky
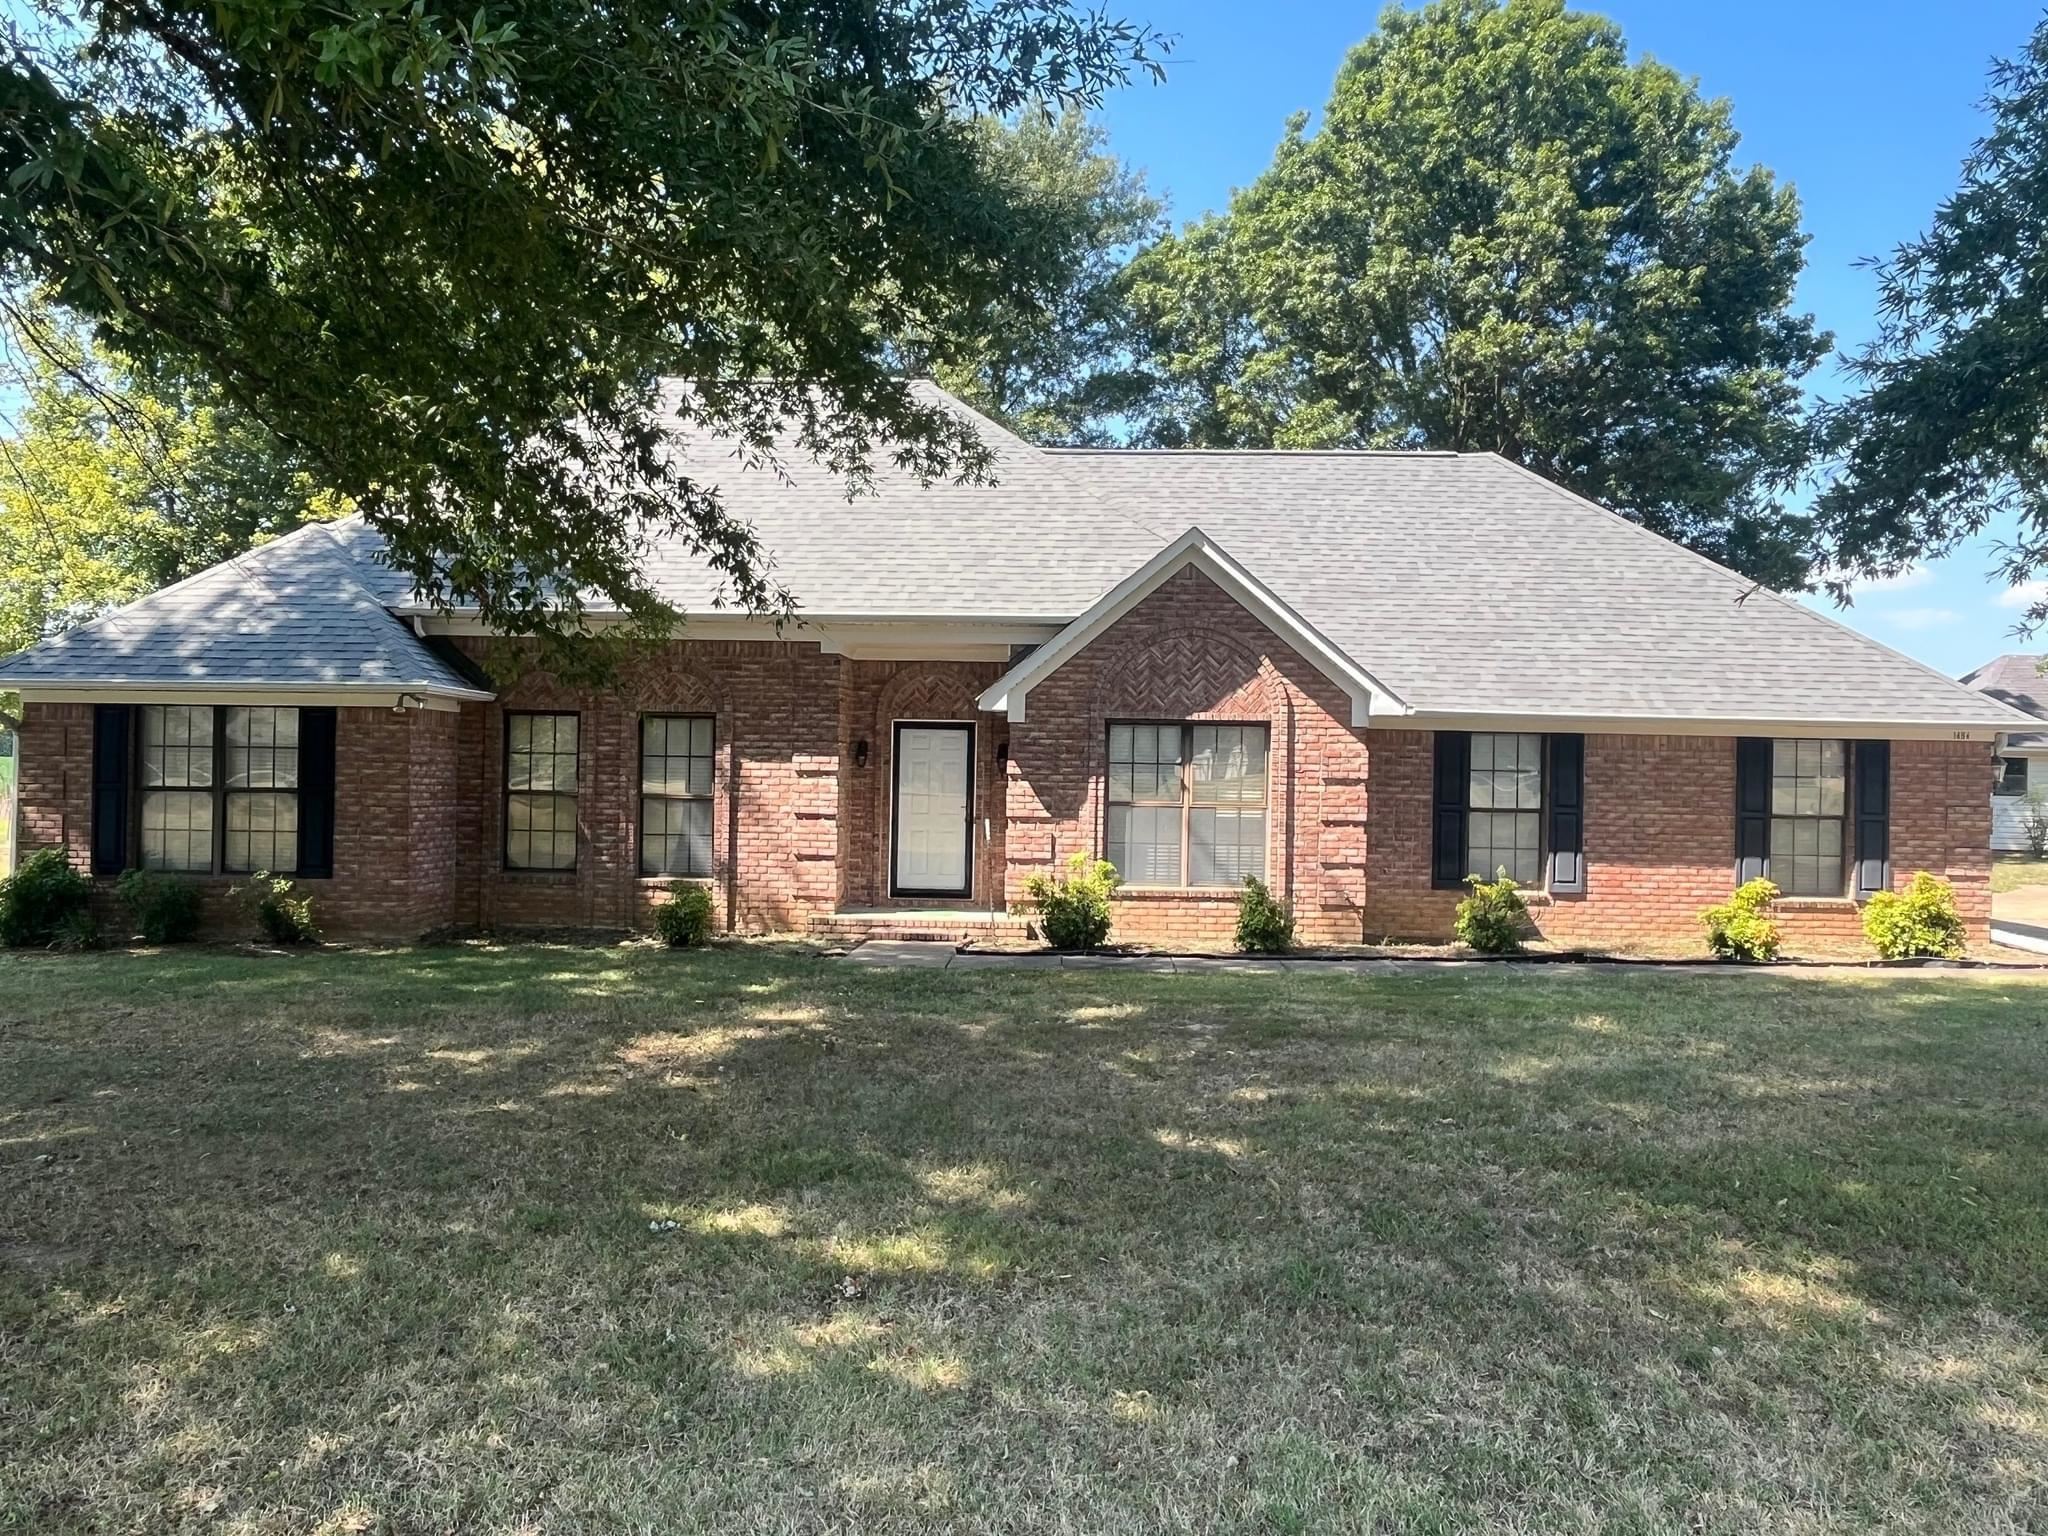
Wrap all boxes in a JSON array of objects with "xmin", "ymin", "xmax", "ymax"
[{"xmin": 1089, "ymin": 0, "xmax": 2046, "ymax": 679}]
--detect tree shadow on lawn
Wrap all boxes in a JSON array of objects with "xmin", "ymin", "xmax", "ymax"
[{"xmin": 3, "ymin": 947, "xmax": 2046, "ymax": 1532}]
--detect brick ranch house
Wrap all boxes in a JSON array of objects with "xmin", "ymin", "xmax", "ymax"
[{"xmin": 2, "ymin": 385, "xmax": 2033, "ymax": 950}]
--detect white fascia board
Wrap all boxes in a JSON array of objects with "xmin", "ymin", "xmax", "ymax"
[
  {"xmin": 411, "ymin": 611, "xmax": 1065, "ymax": 659},
  {"xmin": 976, "ymin": 527, "xmax": 1405, "ymax": 729},
  {"xmin": 814, "ymin": 621, "xmax": 1061, "ymax": 661},
  {"xmin": 1402, "ymin": 709, "xmax": 2012, "ymax": 743},
  {"xmin": 14, "ymin": 683, "xmax": 488, "ymax": 712}
]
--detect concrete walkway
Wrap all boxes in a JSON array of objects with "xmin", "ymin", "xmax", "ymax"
[
  {"xmin": 1992, "ymin": 885, "xmax": 2048, "ymax": 954},
  {"xmin": 1991, "ymin": 918, "xmax": 2048, "ymax": 955},
  {"xmin": 838, "ymin": 939, "xmax": 2031, "ymax": 977}
]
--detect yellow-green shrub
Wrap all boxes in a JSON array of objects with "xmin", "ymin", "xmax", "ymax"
[
  {"xmin": 1700, "ymin": 878, "xmax": 1781, "ymax": 963},
  {"xmin": 1862, "ymin": 872, "xmax": 1966, "ymax": 959}
]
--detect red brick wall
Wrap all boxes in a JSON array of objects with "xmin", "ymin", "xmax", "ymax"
[
  {"xmin": 12, "ymin": 652, "xmax": 1998, "ymax": 954},
  {"xmin": 461, "ymin": 639, "xmax": 760, "ymax": 932},
  {"xmin": 16, "ymin": 702, "xmax": 87, "ymax": 868},
  {"xmin": 14, "ymin": 702, "xmax": 460, "ymax": 939},
  {"xmin": 1364, "ymin": 730, "xmax": 1994, "ymax": 952},
  {"xmin": 1004, "ymin": 566, "xmax": 1371, "ymax": 946},
  {"xmin": 836, "ymin": 660, "xmax": 1008, "ymax": 910}
]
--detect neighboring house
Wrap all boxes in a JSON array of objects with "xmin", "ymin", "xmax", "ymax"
[
  {"xmin": 0, "ymin": 385, "xmax": 2032, "ymax": 950},
  {"xmin": 1961, "ymin": 652, "xmax": 2048, "ymax": 852}
]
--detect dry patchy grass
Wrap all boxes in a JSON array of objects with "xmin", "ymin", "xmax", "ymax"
[
  {"xmin": 1993, "ymin": 854, "xmax": 2048, "ymax": 894},
  {"xmin": 2, "ymin": 945, "xmax": 2046, "ymax": 1533}
]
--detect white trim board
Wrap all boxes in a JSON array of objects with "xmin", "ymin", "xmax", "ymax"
[
  {"xmin": 1402, "ymin": 710, "xmax": 2013, "ymax": 742},
  {"xmin": 976, "ymin": 527, "xmax": 1406, "ymax": 729},
  {"xmin": 412, "ymin": 612, "xmax": 1062, "ymax": 662},
  {"xmin": 13, "ymin": 685, "xmax": 482, "ymax": 713}
]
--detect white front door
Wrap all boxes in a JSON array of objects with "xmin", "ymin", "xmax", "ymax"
[{"xmin": 894, "ymin": 724, "xmax": 972, "ymax": 895}]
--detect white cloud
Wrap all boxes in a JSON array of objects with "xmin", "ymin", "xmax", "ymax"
[
  {"xmin": 1882, "ymin": 606, "xmax": 1962, "ymax": 632},
  {"xmin": 1997, "ymin": 579, "xmax": 2048, "ymax": 610}
]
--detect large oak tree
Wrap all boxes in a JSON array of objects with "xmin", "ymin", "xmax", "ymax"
[
  {"xmin": 1121, "ymin": 0, "xmax": 1828, "ymax": 589},
  {"xmin": 0, "ymin": 1, "xmax": 1161, "ymax": 642},
  {"xmin": 1812, "ymin": 16, "xmax": 2048, "ymax": 620}
]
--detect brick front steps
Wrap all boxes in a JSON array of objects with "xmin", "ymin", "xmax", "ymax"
[{"xmin": 808, "ymin": 907, "xmax": 1033, "ymax": 944}]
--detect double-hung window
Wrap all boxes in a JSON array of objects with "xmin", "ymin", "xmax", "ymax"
[
  {"xmin": 138, "ymin": 704, "xmax": 303, "ymax": 873},
  {"xmin": 1768, "ymin": 738, "xmax": 1847, "ymax": 896},
  {"xmin": 140, "ymin": 705, "xmax": 216, "ymax": 872},
  {"xmin": 1432, "ymin": 731, "xmax": 1584, "ymax": 894},
  {"xmin": 505, "ymin": 712, "xmax": 579, "ymax": 871},
  {"xmin": 1465, "ymin": 731, "xmax": 1543, "ymax": 885},
  {"xmin": 640, "ymin": 715, "xmax": 715, "ymax": 877},
  {"xmin": 224, "ymin": 706, "xmax": 300, "ymax": 872},
  {"xmin": 1106, "ymin": 722, "xmax": 1269, "ymax": 886}
]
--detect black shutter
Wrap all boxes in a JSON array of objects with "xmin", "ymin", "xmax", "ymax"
[
  {"xmin": 91, "ymin": 704, "xmax": 131, "ymax": 876},
  {"xmin": 296, "ymin": 707, "xmax": 337, "ymax": 878},
  {"xmin": 1854, "ymin": 740, "xmax": 1891, "ymax": 901},
  {"xmin": 1547, "ymin": 733, "xmax": 1585, "ymax": 895},
  {"xmin": 1431, "ymin": 731, "xmax": 1469, "ymax": 889},
  {"xmin": 1735, "ymin": 737, "xmax": 1772, "ymax": 884}
]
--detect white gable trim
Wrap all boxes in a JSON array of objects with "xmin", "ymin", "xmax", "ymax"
[{"xmin": 975, "ymin": 527, "xmax": 1407, "ymax": 728}]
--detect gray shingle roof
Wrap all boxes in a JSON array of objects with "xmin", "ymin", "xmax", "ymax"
[
  {"xmin": 1052, "ymin": 449, "xmax": 2029, "ymax": 728},
  {"xmin": 1, "ymin": 383, "xmax": 2030, "ymax": 731},
  {"xmin": 0, "ymin": 520, "xmax": 483, "ymax": 696},
  {"xmin": 639, "ymin": 382, "xmax": 1168, "ymax": 617},
  {"xmin": 1962, "ymin": 653, "xmax": 2048, "ymax": 748}
]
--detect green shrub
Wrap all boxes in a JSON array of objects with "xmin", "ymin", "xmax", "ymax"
[
  {"xmin": 1863, "ymin": 871, "xmax": 1967, "ymax": 959},
  {"xmin": 51, "ymin": 906, "xmax": 104, "ymax": 952},
  {"xmin": 0, "ymin": 848, "xmax": 92, "ymax": 948},
  {"xmin": 1234, "ymin": 875, "xmax": 1296, "ymax": 954},
  {"xmin": 1019, "ymin": 852, "xmax": 1120, "ymax": 951},
  {"xmin": 2021, "ymin": 790, "xmax": 2048, "ymax": 857},
  {"xmin": 232, "ymin": 870, "xmax": 319, "ymax": 945},
  {"xmin": 116, "ymin": 868, "xmax": 204, "ymax": 944},
  {"xmin": 653, "ymin": 884, "xmax": 716, "ymax": 948},
  {"xmin": 1700, "ymin": 878, "xmax": 1782, "ymax": 963},
  {"xmin": 1455, "ymin": 869, "xmax": 1529, "ymax": 955}
]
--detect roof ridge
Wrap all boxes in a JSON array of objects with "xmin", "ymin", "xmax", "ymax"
[
  {"xmin": 1474, "ymin": 452, "xmax": 2020, "ymax": 718},
  {"xmin": 904, "ymin": 383, "xmax": 1175, "ymax": 545},
  {"xmin": 1046, "ymin": 446, "xmax": 1465, "ymax": 459}
]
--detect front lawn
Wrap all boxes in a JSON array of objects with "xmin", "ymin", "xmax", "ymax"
[
  {"xmin": 3, "ymin": 947, "xmax": 2045, "ymax": 1533},
  {"xmin": 1994, "ymin": 852, "xmax": 2048, "ymax": 892}
]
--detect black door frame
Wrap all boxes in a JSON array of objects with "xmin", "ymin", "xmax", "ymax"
[{"xmin": 889, "ymin": 720, "xmax": 975, "ymax": 898}]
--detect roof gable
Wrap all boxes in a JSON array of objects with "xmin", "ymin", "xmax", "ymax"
[{"xmin": 976, "ymin": 527, "xmax": 1405, "ymax": 728}]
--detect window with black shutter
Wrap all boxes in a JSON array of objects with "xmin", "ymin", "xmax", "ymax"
[
  {"xmin": 1733, "ymin": 736, "xmax": 1890, "ymax": 900},
  {"xmin": 1853, "ymin": 740, "xmax": 1891, "ymax": 901},
  {"xmin": 1432, "ymin": 730, "xmax": 1584, "ymax": 893},
  {"xmin": 295, "ymin": 709, "xmax": 338, "ymax": 879},
  {"xmin": 1547, "ymin": 733, "xmax": 1585, "ymax": 895},
  {"xmin": 91, "ymin": 705, "xmax": 132, "ymax": 876}
]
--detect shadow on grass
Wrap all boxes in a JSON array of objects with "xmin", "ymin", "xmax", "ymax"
[{"xmin": 3, "ymin": 945, "xmax": 2045, "ymax": 1530}]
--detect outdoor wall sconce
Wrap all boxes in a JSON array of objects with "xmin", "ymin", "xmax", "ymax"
[{"xmin": 854, "ymin": 738, "xmax": 870, "ymax": 769}]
